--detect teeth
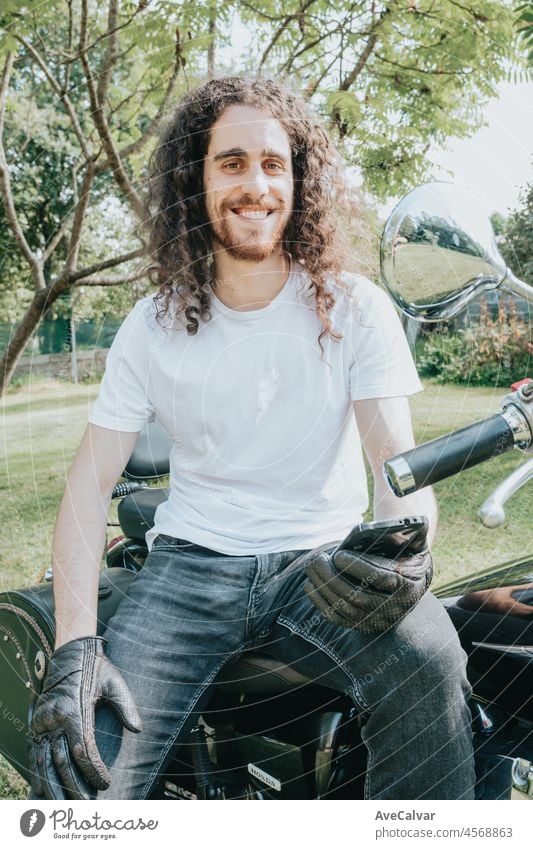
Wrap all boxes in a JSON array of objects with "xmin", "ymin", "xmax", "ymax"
[{"xmin": 236, "ymin": 210, "xmax": 270, "ymax": 219}]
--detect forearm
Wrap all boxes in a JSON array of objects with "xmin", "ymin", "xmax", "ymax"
[
  {"xmin": 52, "ymin": 423, "xmax": 139, "ymax": 650},
  {"xmin": 52, "ymin": 480, "xmax": 110, "ymax": 649},
  {"xmin": 373, "ymin": 476, "xmax": 438, "ymax": 547}
]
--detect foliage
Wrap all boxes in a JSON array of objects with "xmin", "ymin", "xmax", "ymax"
[
  {"xmin": 416, "ymin": 299, "xmax": 532, "ymax": 386},
  {"xmin": 0, "ymin": 1, "xmax": 191, "ymax": 389},
  {"xmin": 0, "ymin": 0, "xmax": 528, "ymax": 394},
  {"xmin": 239, "ymin": 0, "xmax": 524, "ymax": 196},
  {"xmin": 516, "ymin": 1, "xmax": 533, "ymax": 65},
  {"xmin": 490, "ymin": 211, "xmax": 507, "ymax": 236},
  {"xmin": 499, "ymin": 179, "xmax": 533, "ymax": 286}
]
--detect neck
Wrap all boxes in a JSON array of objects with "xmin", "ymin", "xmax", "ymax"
[{"xmin": 212, "ymin": 247, "xmax": 290, "ymax": 311}]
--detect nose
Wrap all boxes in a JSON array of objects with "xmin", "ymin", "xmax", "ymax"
[{"xmin": 242, "ymin": 162, "xmax": 268, "ymax": 198}]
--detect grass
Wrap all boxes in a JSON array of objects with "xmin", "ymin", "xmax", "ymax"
[
  {"xmin": 0, "ymin": 375, "xmax": 532, "ymax": 797},
  {"xmin": 404, "ymin": 382, "xmax": 532, "ymax": 583}
]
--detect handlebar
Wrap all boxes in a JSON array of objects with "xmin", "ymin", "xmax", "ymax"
[
  {"xmin": 384, "ymin": 414, "xmax": 515, "ymax": 496},
  {"xmin": 384, "ymin": 383, "xmax": 533, "ymax": 497}
]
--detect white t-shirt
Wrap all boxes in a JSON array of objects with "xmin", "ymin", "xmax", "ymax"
[{"xmin": 89, "ymin": 265, "xmax": 422, "ymax": 554}]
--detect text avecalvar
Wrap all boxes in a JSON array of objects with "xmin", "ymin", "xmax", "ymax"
[{"xmin": 375, "ymin": 811, "xmax": 436, "ymax": 821}]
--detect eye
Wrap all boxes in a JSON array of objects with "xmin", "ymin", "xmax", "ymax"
[
  {"xmin": 264, "ymin": 161, "xmax": 283, "ymax": 171},
  {"xmin": 223, "ymin": 161, "xmax": 242, "ymax": 170}
]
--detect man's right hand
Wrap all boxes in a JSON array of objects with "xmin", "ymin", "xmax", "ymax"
[{"xmin": 30, "ymin": 636, "xmax": 142, "ymax": 800}]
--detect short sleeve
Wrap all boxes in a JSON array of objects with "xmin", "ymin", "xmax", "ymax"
[
  {"xmin": 348, "ymin": 278, "xmax": 423, "ymax": 401},
  {"xmin": 89, "ymin": 299, "xmax": 156, "ymax": 431}
]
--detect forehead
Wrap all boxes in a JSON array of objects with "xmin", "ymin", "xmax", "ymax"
[{"xmin": 206, "ymin": 104, "xmax": 291, "ymax": 157}]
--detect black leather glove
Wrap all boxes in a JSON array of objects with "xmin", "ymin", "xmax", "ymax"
[
  {"xmin": 29, "ymin": 636, "xmax": 142, "ymax": 799},
  {"xmin": 304, "ymin": 519, "xmax": 432, "ymax": 634}
]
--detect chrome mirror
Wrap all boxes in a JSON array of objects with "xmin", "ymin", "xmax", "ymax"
[{"xmin": 380, "ymin": 182, "xmax": 532, "ymax": 321}]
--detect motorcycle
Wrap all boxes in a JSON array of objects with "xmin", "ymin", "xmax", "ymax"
[{"xmin": 1, "ymin": 183, "xmax": 532, "ymax": 800}]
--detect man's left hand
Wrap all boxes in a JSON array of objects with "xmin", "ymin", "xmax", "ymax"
[{"xmin": 304, "ymin": 520, "xmax": 433, "ymax": 634}]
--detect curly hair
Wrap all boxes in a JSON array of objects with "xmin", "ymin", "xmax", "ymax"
[{"xmin": 144, "ymin": 76, "xmax": 353, "ymax": 345}]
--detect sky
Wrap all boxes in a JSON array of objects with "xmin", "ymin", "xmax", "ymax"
[{"xmin": 407, "ymin": 80, "xmax": 533, "ymax": 219}]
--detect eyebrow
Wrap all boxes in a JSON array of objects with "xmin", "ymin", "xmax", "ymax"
[{"xmin": 212, "ymin": 147, "xmax": 290, "ymax": 164}]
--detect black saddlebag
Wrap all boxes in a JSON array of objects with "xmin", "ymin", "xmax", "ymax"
[{"xmin": 0, "ymin": 568, "xmax": 135, "ymax": 783}]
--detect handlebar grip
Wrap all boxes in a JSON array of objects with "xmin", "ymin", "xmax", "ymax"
[{"xmin": 384, "ymin": 413, "xmax": 515, "ymax": 496}]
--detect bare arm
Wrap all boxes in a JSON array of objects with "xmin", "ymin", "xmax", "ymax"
[
  {"xmin": 53, "ymin": 423, "xmax": 140, "ymax": 648},
  {"xmin": 353, "ymin": 396, "xmax": 438, "ymax": 546}
]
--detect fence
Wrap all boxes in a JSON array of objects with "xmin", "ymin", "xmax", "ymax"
[
  {"xmin": 11, "ymin": 348, "xmax": 109, "ymax": 382},
  {"xmin": 0, "ymin": 319, "xmax": 122, "ymax": 357},
  {"xmin": 1, "ymin": 320, "xmax": 122, "ymax": 384}
]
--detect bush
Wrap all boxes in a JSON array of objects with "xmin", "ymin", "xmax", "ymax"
[{"xmin": 416, "ymin": 299, "xmax": 532, "ymax": 386}]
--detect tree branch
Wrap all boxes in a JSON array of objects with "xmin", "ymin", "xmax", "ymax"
[
  {"xmin": 374, "ymin": 51, "xmax": 468, "ymax": 76},
  {"xmin": 73, "ymin": 267, "xmax": 147, "ymax": 287},
  {"xmin": 79, "ymin": 0, "xmax": 144, "ymax": 218},
  {"xmin": 108, "ymin": 86, "xmax": 152, "ymax": 121},
  {"xmin": 16, "ymin": 36, "xmax": 92, "ymax": 161},
  {"xmin": 0, "ymin": 53, "xmax": 46, "ymax": 289},
  {"xmin": 239, "ymin": 1, "xmax": 289, "ymax": 23},
  {"xmin": 70, "ymin": 247, "xmax": 145, "ymax": 283},
  {"xmin": 63, "ymin": 160, "xmax": 96, "ymax": 274},
  {"xmin": 43, "ymin": 213, "xmax": 74, "ymax": 263},
  {"xmin": 259, "ymin": 18, "xmax": 291, "ymax": 68},
  {"xmin": 446, "ymin": 0, "xmax": 489, "ymax": 23},
  {"xmin": 76, "ymin": 0, "xmax": 151, "ymax": 57},
  {"xmin": 339, "ymin": 7, "xmax": 391, "ymax": 91},
  {"xmin": 207, "ymin": 5, "xmax": 216, "ymax": 78},
  {"xmin": 280, "ymin": 24, "xmax": 339, "ymax": 76},
  {"xmin": 96, "ymin": 0, "xmax": 119, "ymax": 106},
  {"xmin": 97, "ymin": 29, "xmax": 183, "ymax": 169},
  {"xmin": 64, "ymin": 0, "xmax": 73, "ymax": 91},
  {"xmin": 303, "ymin": 53, "xmax": 340, "ymax": 98},
  {"xmin": 259, "ymin": 0, "xmax": 318, "ymax": 69}
]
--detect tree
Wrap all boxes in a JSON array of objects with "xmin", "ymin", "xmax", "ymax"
[
  {"xmin": 239, "ymin": 0, "xmax": 522, "ymax": 194},
  {"xmin": 0, "ymin": 0, "xmax": 526, "ymax": 395},
  {"xmin": 516, "ymin": 1, "xmax": 533, "ymax": 65},
  {"xmin": 0, "ymin": 0, "xmax": 220, "ymax": 392},
  {"xmin": 500, "ymin": 179, "xmax": 533, "ymax": 284},
  {"xmin": 490, "ymin": 211, "xmax": 507, "ymax": 237}
]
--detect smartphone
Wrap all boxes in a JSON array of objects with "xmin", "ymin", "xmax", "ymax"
[{"xmin": 333, "ymin": 516, "xmax": 428, "ymax": 558}]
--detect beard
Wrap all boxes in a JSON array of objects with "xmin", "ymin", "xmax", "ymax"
[{"xmin": 209, "ymin": 201, "xmax": 289, "ymax": 262}]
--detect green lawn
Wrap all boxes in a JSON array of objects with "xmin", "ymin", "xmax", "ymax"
[{"xmin": 0, "ymin": 375, "xmax": 532, "ymax": 797}]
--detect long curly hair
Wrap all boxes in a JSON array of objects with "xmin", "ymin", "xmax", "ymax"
[{"xmin": 144, "ymin": 76, "xmax": 353, "ymax": 345}]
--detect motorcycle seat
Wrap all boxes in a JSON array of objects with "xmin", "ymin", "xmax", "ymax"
[
  {"xmin": 124, "ymin": 422, "xmax": 172, "ymax": 481},
  {"xmin": 216, "ymin": 652, "xmax": 312, "ymax": 695},
  {"xmin": 118, "ymin": 487, "xmax": 169, "ymax": 540}
]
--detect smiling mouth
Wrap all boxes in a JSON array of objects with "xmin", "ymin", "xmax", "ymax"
[{"xmin": 231, "ymin": 207, "xmax": 276, "ymax": 220}]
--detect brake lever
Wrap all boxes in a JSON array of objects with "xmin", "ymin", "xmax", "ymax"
[{"xmin": 478, "ymin": 456, "xmax": 533, "ymax": 528}]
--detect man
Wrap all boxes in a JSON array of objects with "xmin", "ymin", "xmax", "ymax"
[{"xmin": 29, "ymin": 77, "xmax": 475, "ymax": 800}]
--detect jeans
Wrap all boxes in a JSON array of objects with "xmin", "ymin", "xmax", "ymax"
[{"xmin": 94, "ymin": 536, "xmax": 475, "ymax": 800}]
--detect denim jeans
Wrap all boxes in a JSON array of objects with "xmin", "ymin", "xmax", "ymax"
[{"xmin": 94, "ymin": 536, "xmax": 475, "ymax": 800}]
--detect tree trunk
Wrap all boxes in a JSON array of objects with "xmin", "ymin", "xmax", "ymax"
[
  {"xmin": 0, "ymin": 288, "xmax": 62, "ymax": 393},
  {"xmin": 207, "ymin": 7, "xmax": 216, "ymax": 78}
]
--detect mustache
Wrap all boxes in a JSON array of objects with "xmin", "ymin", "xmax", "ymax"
[{"xmin": 222, "ymin": 198, "xmax": 281, "ymax": 211}]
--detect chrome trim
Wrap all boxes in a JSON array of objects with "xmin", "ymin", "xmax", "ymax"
[
  {"xmin": 502, "ymin": 268, "xmax": 533, "ymax": 306},
  {"xmin": 383, "ymin": 456, "xmax": 415, "ymax": 496},
  {"xmin": 471, "ymin": 701, "xmax": 495, "ymax": 733},
  {"xmin": 501, "ymin": 406, "xmax": 532, "ymax": 450},
  {"xmin": 472, "ymin": 641, "xmax": 533, "ymax": 658},
  {"xmin": 512, "ymin": 758, "xmax": 533, "ymax": 796},
  {"xmin": 479, "ymin": 458, "xmax": 533, "ymax": 528},
  {"xmin": 501, "ymin": 384, "xmax": 533, "ymax": 452}
]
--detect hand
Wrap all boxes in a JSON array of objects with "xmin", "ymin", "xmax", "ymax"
[
  {"xmin": 304, "ymin": 519, "xmax": 432, "ymax": 634},
  {"xmin": 29, "ymin": 636, "xmax": 142, "ymax": 799}
]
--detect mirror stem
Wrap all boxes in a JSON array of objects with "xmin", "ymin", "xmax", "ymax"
[{"xmin": 502, "ymin": 270, "xmax": 533, "ymax": 305}]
